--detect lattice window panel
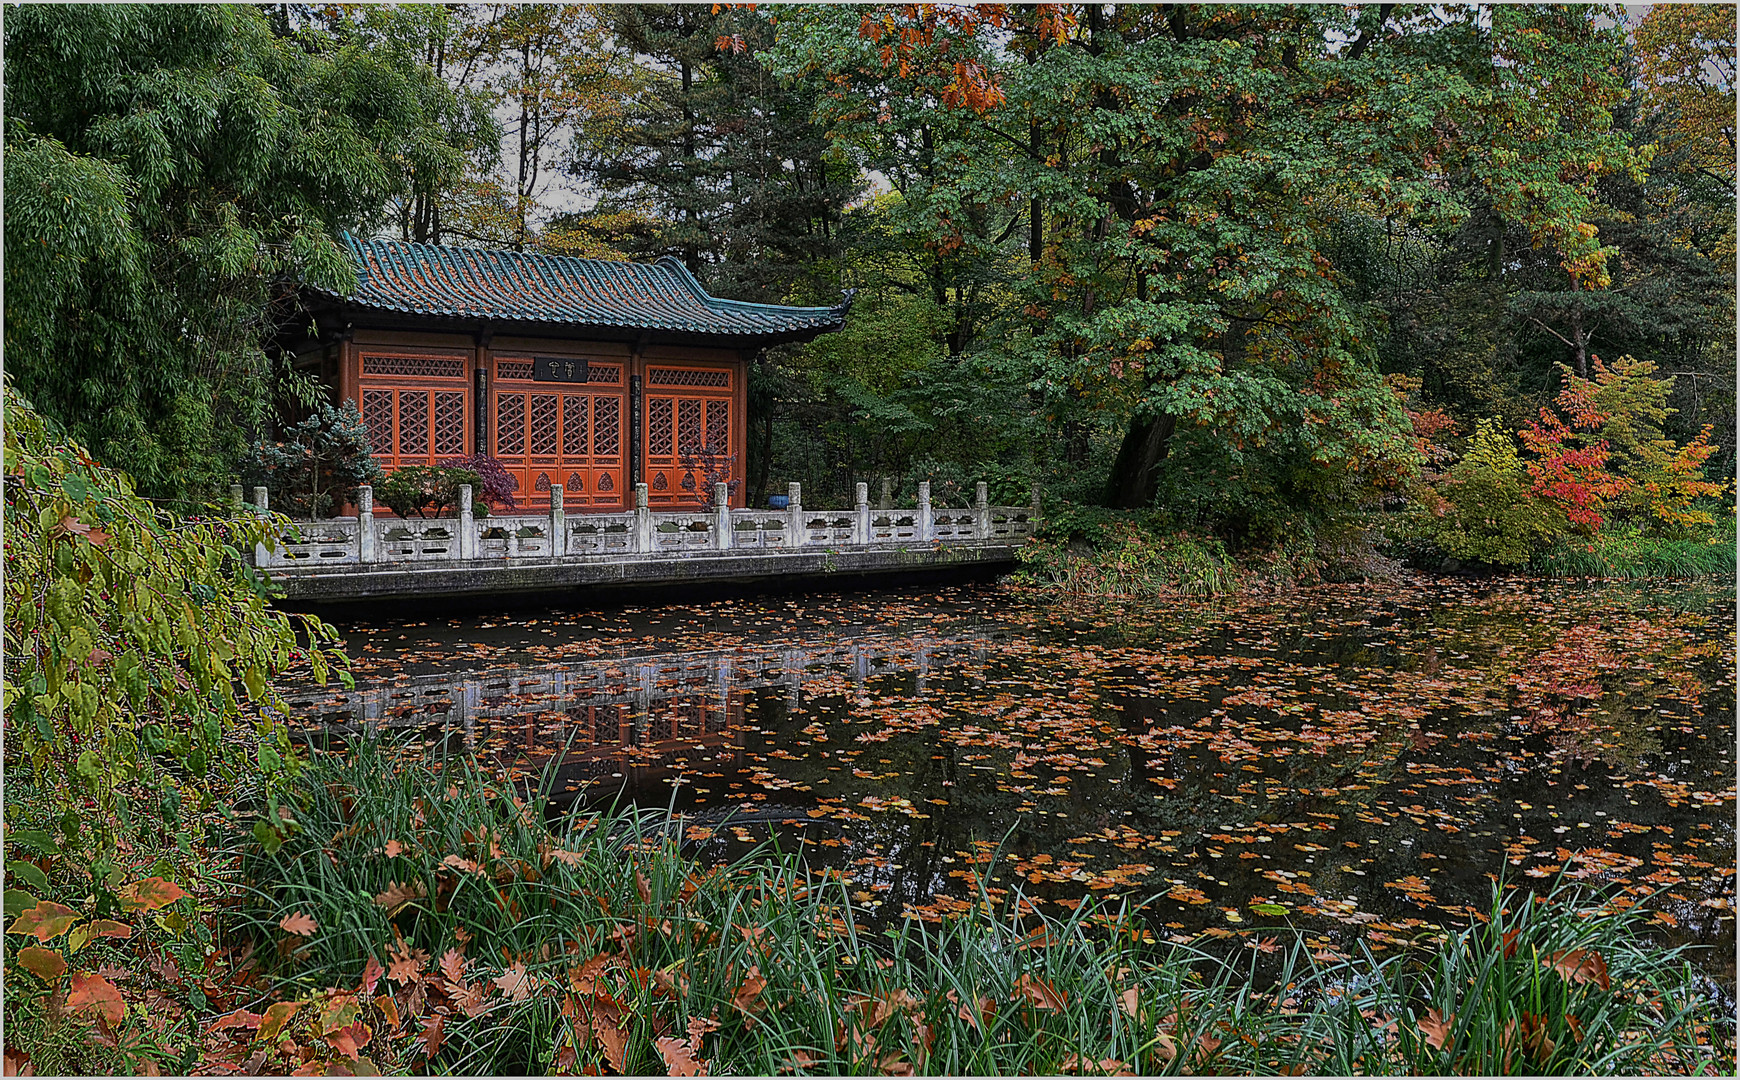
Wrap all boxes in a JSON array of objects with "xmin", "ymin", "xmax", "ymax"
[
  {"xmin": 588, "ymin": 365, "xmax": 622, "ymax": 384},
  {"xmin": 362, "ymin": 390, "xmax": 394, "ymax": 455},
  {"xmin": 433, "ymin": 392, "xmax": 466, "ymax": 456},
  {"xmin": 648, "ymin": 398, "xmax": 674, "ymax": 456},
  {"xmin": 362, "ymin": 354, "xmax": 465, "ymax": 378},
  {"xmin": 593, "ymin": 397, "xmax": 620, "ymax": 456},
  {"xmin": 677, "ymin": 399, "xmax": 703, "ymax": 455},
  {"xmin": 562, "ymin": 396, "xmax": 590, "ymax": 457},
  {"xmin": 496, "ymin": 360, "xmax": 534, "ymax": 381},
  {"xmin": 704, "ymin": 400, "xmax": 729, "ymax": 452},
  {"xmin": 398, "ymin": 391, "xmax": 430, "ymax": 456},
  {"xmin": 648, "ymin": 367, "xmax": 730, "ymax": 389},
  {"xmin": 529, "ymin": 394, "xmax": 560, "ymax": 456},
  {"xmin": 497, "ymin": 394, "xmax": 525, "ymax": 456}
]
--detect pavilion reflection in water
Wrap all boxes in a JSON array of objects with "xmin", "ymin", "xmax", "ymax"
[{"xmin": 281, "ymin": 633, "xmax": 1002, "ymax": 799}]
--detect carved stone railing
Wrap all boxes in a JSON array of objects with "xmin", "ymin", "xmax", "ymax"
[{"xmin": 245, "ymin": 479, "xmax": 1041, "ymax": 570}]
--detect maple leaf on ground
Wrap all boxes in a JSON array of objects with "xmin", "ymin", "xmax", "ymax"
[
  {"xmin": 66, "ymin": 971, "xmax": 125, "ymax": 1025},
  {"xmin": 1418, "ymin": 1007, "xmax": 1454, "ymax": 1051},
  {"xmin": 326, "ymin": 1021, "xmax": 371, "ymax": 1062},
  {"xmin": 1544, "ymin": 948, "xmax": 1610, "ymax": 990},
  {"xmin": 257, "ymin": 1001, "xmax": 299, "ymax": 1042},
  {"xmin": 420, "ymin": 1013, "xmax": 445, "ymax": 1060},
  {"xmin": 279, "ymin": 911, "xmax": 317, "ymax": 937},
  {"xmin": 359, "ymin": 954, "xmax": 385, "ymax": 996},
  {"xmin": 1013, "ymin": 973, "xmax": 1067, "ymax": 1012},
  {"xmin": 439, "ymin": 948, "xmax": 467, "ymax": 987},
  {"xmin": 8, "ymin": 901, "xmax": 79, "ymax": 941},
  {"xmin": 387, "ymin": 939, "xmax": 430, "ymax": 985},
  {"xmin": 656, "ymin": 1036, "xmax": 710, "ymax": 1077},
  {"xmin": 15, "ymin": 947, "xmax": 66, "ymax": 982},
  {"xmin": 211, "ymin": 1009, "xmax": 264, "ymax": 1031},
  {"xmin": 87, "ymin": 919, "xmax": 131, "ymax": 939},
  {"xmin": 373, "ymin": 880, "xmax": 426, "ymax": 912},
  {"xmin": 495, "ymin": 962, "xmax": 534, "ymax": 1002},
  {"xmin": 117, "ymin": 877, "xmax": 187, "ymax": 913},
  {"xmin": 731, "ymin": 965, "xmax": 767, "ymax": 1017}
]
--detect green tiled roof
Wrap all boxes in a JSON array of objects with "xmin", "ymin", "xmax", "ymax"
[{"xmin": 315, "ymin": 233, "xmax": 851, "ymax": 343}]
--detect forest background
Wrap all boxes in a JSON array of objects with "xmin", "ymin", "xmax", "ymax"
[{"xmin": 4, "ymin": 2, "xmax": 1734, "ymax": 573}]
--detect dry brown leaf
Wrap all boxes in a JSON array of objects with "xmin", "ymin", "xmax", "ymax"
[
  {"xmin": 656, "ymin": 1036, "xmax": 709, "ymax": 1077},
  {"xmin": 1418, "ymin": 1007, "xmax": 1453, "ymax": 1051},
  {"xmin": 1013, "ymin": 973, "xmax": 1067, "ymax": 1012},
  {"xmin": 494, "ymin": 962, "xmax": 533, "ymax": 1002},
  {"xmin": 279, "ymin": 911, "xmax": 318, "ymax": 937},
  {"xmin": 1544, "ymin": 948, "xmax": 1610, "ymax": 991},
  {"xmin": 373, "ymin": 880, "xmax": 426, "ymax": 913}
]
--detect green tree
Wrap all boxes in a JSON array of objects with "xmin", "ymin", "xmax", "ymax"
[
  {"xmin": 2, "ymin": 383, "xmax": 350, "ymax": 854},
  {"xmin": 3, "ymin": 5, "xmax": 471, "ymax": 503}
]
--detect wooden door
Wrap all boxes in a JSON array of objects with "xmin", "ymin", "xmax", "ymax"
[
  {"xmin": 642, "ymin": 364, "xmax": 736, "ymax": 509},
  {"xmin": 491, "ymin": 357, "xmax": 626, "ymax": 510}
]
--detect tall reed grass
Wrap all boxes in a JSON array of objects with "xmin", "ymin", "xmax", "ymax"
[{"xmin": 231, "ymin": 742, "xmax": 1732, "ymax": 1075}]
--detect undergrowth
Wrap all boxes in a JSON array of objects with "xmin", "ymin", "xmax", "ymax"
[
  {"xmin": 1533, "ymin": 519, "xmax": 1737, "ymax": 580},
  {"xmin": 210, "ymin": 741, "xmax": 1732, "ymax": 1076}
]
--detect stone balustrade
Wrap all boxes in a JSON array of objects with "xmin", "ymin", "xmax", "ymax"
[{"xmin": 248, "ymin": 480, "xmax": 1041, "ymax": 570}]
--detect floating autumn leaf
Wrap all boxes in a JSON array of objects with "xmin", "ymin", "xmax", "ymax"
[
  {"xmin": 373, "ymin": 880, "xmax": 426, "ymax": 913},
  {"xmin": 1418, "ymin": 1007, "xmax": 1454, "ymax": 1051},
  {"xmin": 117, "ymin": 878, "xmax": 187, "ymax": 913},
  {"xmin": 8, "ymin": 901, "xmax": 78, "ymax": 941},
  {"xmin": 494, "ymin": 961, "xmax": 533, "ymax": 1002},
  {"xmin": 1013, "ymin": 973, "xmax": 1066, "ymax": 1012},
  {"xmin": 15, "ymin": 946, "xmax": 65, "ymax": 982},
  {"xmin": 1544, "ymin": 948, "xmax": 1610, "ymax": 990},
  {"xmin": 279, "ymin": 911, "xmax": 317, "ymax": 937},
  {"xmin": 66, "ymin": 971, "xmax": 125, "ymax": 1025},
  {"xmin": 656, "ymin": 1036, "xmax": 709, "ymax": 1077}
]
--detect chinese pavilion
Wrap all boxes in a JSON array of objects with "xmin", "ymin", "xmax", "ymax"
[{"xmin": 278, "ymin": 233, "xmax": 851, "ymax": 512}]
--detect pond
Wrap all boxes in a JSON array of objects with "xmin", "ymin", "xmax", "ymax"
[{"xmin": 284, "ymin": 577, "xmax": 1736, "ymax": 984}]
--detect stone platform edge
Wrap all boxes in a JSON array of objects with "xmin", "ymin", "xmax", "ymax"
[{"xmin": 268, "ymin": 541, "xmax": 1022, "ymax": 602}]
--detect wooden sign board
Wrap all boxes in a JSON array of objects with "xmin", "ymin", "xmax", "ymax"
[{"xmin": 533, "ymin": 357, "xmax": 590, "ymax": 383}]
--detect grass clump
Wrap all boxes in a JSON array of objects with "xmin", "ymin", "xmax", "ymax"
[
  {"xmin": 212, "ymin": 740, "xmax": 1735, "ymax": 1076},
  {"xmin": 1533, "ymin": 518, "xmax": 1737, "ymax": 580}
]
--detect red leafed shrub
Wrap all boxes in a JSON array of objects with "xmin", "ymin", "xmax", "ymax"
[{"xmin": 440, "ymin": 454, "xmax": 518, "ymax": 511}]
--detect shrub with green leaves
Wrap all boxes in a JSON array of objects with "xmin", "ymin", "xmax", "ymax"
[
  {"xmin": 375, "ymin": 465, "xmax": 484, "ymax": 519},
  {"xmin": 1419, "ymin": 419, "xmax": 1563, "ymax": 567},
  {"xmin": 242, "ymin": 398, "xmax": 383, "ymax": 519},
  {"xmin": 1, "ymin": 384, "xmax": 352, "ymax": 855}
]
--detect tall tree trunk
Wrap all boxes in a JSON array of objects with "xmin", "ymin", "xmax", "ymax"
[{"xmin": 1104, "ymin": 410, "xmax": 1177, "ymax": 508}]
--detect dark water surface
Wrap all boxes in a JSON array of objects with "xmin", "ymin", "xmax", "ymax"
[{"xmin": 286, "ymin": 577, "xmax": 1736, "ymax": 980}]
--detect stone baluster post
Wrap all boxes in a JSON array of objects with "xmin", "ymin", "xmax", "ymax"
[
  {"xmin": 457, "ymin": 484, "xmax": 476, "ymax": 560},
  {"xmin": 357, "ymin": 484, "xmax": 377, "ymax": 563},
  {"xmin": 854, "ymin": 482, "xmax": 870, "ymax": 545},
  {"xmin": 548, "ymin": 484, "xmax": 565, "ymax": 558},
  {"xmin": 229, "ymin": 483, "xmax": 244, "ymax": 514},
  {"xmin": 879, "ymin": 477, "xmax": 892, "ymax": 512},
  {"xmin": 714, "ymin": 483, "xmax": 732, "ymax": 550},
  {"xmin": 975, "ymin": 481, "xmax": 990, "ymax": 540},
  {"xmin": 917, "ymin": 481, "xmax": 933, "ymax": 542},
  {"xmin": 251, "ymin": 486, "xmax": 273, "ymax": 565},
  {"xmin": 786, "ymin": 482, "xmax": 805, "ymax": 549},
  {"xmin": 634, "ymin": 483, "xmax": 652, "ymax": 552},
  {"xmin": 1030, "ymin": 480, "xmax": 1042, "ymax": 519}
]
